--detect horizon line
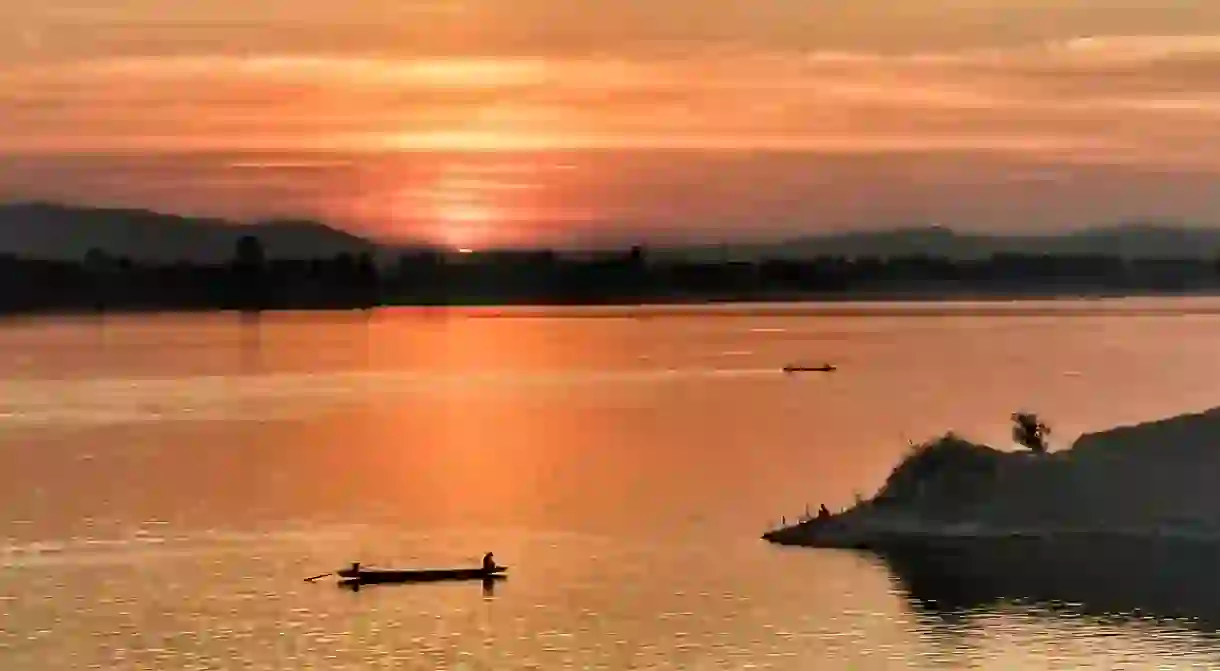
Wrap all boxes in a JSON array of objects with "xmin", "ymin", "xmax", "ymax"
[{"xmin": 6, "ymin": 199, "xmax": 1220, "ymax": 254}]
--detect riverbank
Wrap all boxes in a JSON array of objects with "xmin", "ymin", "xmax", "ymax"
[
  {"xmin": 7, "ymin": 284, "xmax": 1220, "ymax": 319},
  {"xmin": 7, "ymin": 240, "xmax": 1220, "ymax": 316},
  {"xmin": 763, "ymin": 407, "xmax": 1220, "ymax": 550}
]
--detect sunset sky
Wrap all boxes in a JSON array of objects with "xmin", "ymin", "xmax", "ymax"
[{"xmin": 5, "ymin": 2, "xmax": 1220, "ymax": 248}]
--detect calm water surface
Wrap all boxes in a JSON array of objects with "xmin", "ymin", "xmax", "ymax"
[{"xmin": 4, "ymin": 299, "xmax": 1220, "ymax": 669}]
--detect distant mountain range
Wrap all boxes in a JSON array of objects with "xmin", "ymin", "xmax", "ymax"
[
  {"xmin": 0, "ymin": 203, "xmax": 377, "ymax": 263},
  {"xmin": 668, "ymin": 223, "xmax": 1220, "ymax": 262},
  {"xmin": 4, "ymin": 203, "xmax": 1220, "ymax": 263}
]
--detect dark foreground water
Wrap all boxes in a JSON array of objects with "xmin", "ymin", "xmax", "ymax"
[{"xmin": 5, "ymin": 299, "xmax": 1220, "ymax": 669}]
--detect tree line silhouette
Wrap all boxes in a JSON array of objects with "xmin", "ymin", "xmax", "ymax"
[{"xmin": 4, "ymin": 234, "xmax": 1220, "ymax": 313}]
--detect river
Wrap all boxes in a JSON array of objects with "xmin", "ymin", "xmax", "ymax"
[{"xmin": 4, "ymin": 299, "xmax": 1220, "ymax": 669}]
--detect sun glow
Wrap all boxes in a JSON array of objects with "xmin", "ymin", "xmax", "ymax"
[
  {"xmin": 438, "ymin": 203, "xmax": 494, "ymax": 223},
  {"xmin": 375, "ymin": 159, "xmax": 575, "ymax": 248},
  {"xmin": 429, "ymin": 174, "xmax": 496, "ymax": 248},
  {"xmin": 384, "ymin": 131, "xmax": 577, "ymax": 152}
]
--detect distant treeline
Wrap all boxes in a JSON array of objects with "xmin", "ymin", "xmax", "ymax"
[{"xmin": 5, "ymin": 235, "xmax": 1220, "ymax": 313}]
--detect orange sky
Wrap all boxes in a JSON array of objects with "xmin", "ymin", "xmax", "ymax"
[{"xmin": 5, "ymin": 2, "xmax": 1220, "ymax": 247}]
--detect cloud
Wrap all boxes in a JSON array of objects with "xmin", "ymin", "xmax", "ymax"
[
  {"xmin": 10, "ymin": 1, "xmax": 1220, "ymax": 62},
  {"xmin": 3, "ymin": 35, "xmax": 1220, "ymax": 170},
  {"xmin": 8, "ymin": 15, "xmax": 1220, "ymax": 241},
  {"xmin": 12, "ymin": 0, "xmax": 464, "ymax": 27}
]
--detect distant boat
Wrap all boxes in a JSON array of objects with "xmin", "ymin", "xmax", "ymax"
[
  {"xmin": 783, "ymin": 363, "xmax": 837, "ymax": 374},
  {"xmin": 335, "ymin": 564, "xmax": 508, "ymax": 586}
]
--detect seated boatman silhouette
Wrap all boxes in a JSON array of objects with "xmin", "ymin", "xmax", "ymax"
[{"xmin": 482, "ymin": 552, "xmax": 498, "ymax": 571}]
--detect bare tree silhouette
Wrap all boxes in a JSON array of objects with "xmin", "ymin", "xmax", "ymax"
[{"xmin": 1011, "ymin": 412, "xmax": 1052, "ymax": 454}]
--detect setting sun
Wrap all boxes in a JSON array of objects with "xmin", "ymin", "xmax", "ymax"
[{"xmin": 433, "ymin": 191, "xmax": 496, "ymax": 250}]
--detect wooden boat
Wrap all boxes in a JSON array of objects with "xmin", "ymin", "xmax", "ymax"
[
  {"xmin": 336, "ymin": 564, "xmax": 508, "ymax": 585},
  {"xmin": 783, "ymin": 363, "xmax": 836, "ymax": 373}
]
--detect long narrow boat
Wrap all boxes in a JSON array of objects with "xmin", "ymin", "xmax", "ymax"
[
  {"xmin": 337, "ymin": 565, "xmax": 508, "ymax": 585},
  {"xmin": 783, "ymin": 363, "xmax": 836, "ymax": 373}
]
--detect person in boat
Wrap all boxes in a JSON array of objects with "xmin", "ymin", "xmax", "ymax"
[
  {"xmin": 482, "ymin": 552, "xmax": 497, "ymax": 571},
  {"xmin": 817, "ymin": 504, "xmax": 830, "ymax": 520}
]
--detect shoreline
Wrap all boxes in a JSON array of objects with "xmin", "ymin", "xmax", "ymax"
[
  {"xmin": 5, "ymin": 285, "xmax": 1220, "ymax": 319},
  {"xmin": 763, "ymin": 524, "xmax": 1220, "ymax": 550}
]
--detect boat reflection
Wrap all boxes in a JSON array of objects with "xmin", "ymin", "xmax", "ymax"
[
  {"xmin": 339, "ymin": 575, "xmax": 502, "ymax": 597},
  {"xmin": 877, "ymin": 537, "xmax": 1220, "ymax": 631}
]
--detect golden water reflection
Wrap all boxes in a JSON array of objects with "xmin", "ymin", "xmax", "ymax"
[{"xmin": 6, "ymin": 300, "xmax": 1220, "ymax": 667}]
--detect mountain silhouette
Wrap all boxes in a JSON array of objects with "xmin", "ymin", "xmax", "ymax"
[
  {"xmin": 0, "ymin": 203, "xmax": 378, "ymax": 263},
  {"xmin": 4, "ymin": 203, "xmax": 1220, "ymax": 263},
  {"xmin": 671, "ymin": 222, "xmax": 1220, "ymax": 261}
]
